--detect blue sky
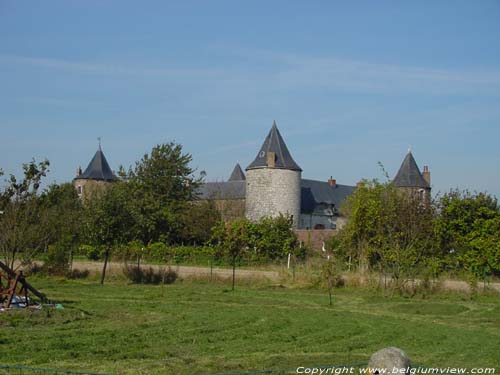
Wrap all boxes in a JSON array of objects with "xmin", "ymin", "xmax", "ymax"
[{"xmin": 1, "ymin": 1, "xmax": 499, "ymax": 197}]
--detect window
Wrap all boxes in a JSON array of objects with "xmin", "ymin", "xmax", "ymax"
[{"xmin": 77, "ymin": 185, "xmax": 83, "ymax": 196}]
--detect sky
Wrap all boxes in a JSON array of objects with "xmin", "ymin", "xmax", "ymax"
[{"xmin": 1, "ymin": 1, "xmax": 499, "ymax": 198}]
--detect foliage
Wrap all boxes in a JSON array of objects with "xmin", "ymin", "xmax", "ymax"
[
  {"xmin": 0, "ymin": 159, "xmax": 51, "ymax": 269},
  {"xmin": 248, "ymin": 215, "xmax": 299, "ymax": 261},
  {"xmin": 43, "ymin": 243, "xmax": 71, "ymax": 276},
  {"xmin": 340, "ymin": 179, "xmax": 438, "ymax": 291},
  {"xmin": 79, "ymin": 244, "xmax": 101, "ymax": 261},
  {"xmin": 118, "ymin": 142, "xmax": 203, "ymax": 246},
  {"xmin": 435, "ymin": 190, "xmax": 500, "ymax": 278},
  {"xmin": 210, "ymin": 215, "xmax": 299, "ymax": 264},
  {"xmin": 82, "ymin": 181, "xmax": 136, "ymax": 284},
  {"xmin": 178, "ymin": 200, "xmax": 221, "ymax": 245}
]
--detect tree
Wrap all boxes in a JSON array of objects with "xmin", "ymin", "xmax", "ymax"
[
  {"xmin": 435, "ymin": 190, "xmax": 500, "ymax": 280},
  {"xmin": 39, "ymin": 183, "xmax": 83, "ymax": 274},
  {"xmin": 119, "ymin": 143, "xmax": 202, "ymax": 247},
  {"xmin": 321, "ymin": 257, "xmax": 338, "ymax": 306},
  {"xmin": 0, "ymin": 159, "xmax": 51, "ymax": 269},
  {"xmin": 178, "ymin": 200, "xmax": 221, "ymax": 245},
  {"xmin": 340, "ymin": 179, "xmax": 437, "ymax": 292},
  {"xmin": 210, "ymin": 219, "xmax": 249, "ymax": 290},
  {"xmin": 83, "ymin": 182, "xmax": 135, "ymax": 284},
  {"xmin": 248, "ymin": 215, "xmax": 298, "ymax": 262}
]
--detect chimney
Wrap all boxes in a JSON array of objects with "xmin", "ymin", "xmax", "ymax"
[
  {"xmin": 328, "ymin": 176, "xmax": 337, "ymax": 188},
  {"xmin": 422, "ymin": 165, "xmax": 431, "ymax": 186},
  {"xmin": 76, "ymin": 166, "xmax": 82, "ymax": 177},
  {"xmin": 266, "ymin": 152, "xmax": 276, "ymax": 168}
]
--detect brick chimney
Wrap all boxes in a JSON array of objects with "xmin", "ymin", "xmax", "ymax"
[
  {"xmin": 328, "ymin": 176, "xmax": 336, "ymax": 188},
  {"xmin": 266, "ymin": 151, "xmax": 276, "ymax": 168},
  {"xmin": 422, "ymin": 165, "xmax": 431, "ymax": 186}
]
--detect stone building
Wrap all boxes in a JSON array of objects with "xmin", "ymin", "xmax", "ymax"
[
  {"xmin": 198, "ymin": 121, "xmax": 356, "ymax": 230},
  {"xmin": 73, "ymin": 144, "xmax": 118, "ymax": 199},
  {"xmin": 392, "ymin": 150, "xmax": 431, "ymax": 199}
]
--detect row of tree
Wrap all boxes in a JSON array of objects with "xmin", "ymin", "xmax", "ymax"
[
  {"xmin": 330, "ymin": 179, "xmax": 500, "ymax": 288},
  {"xmin": 0, "ymin": 142, "xmax": 299, "ymax": 286},
  {"xmin": 0, "ymin": 143, "xmax": 218, "ymax": 272}
]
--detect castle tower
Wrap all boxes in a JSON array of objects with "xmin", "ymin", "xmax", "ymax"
[
  {"xmin": 245, "ymin": 121, "xmax": 302, "ymax": 227},
  {"xmin": 392, "ymin": 150, "xmax": 431, "ymax": 197},
  {"xmin": 73, "ymin": 142, "xmax": 118, "ymax": 199}
]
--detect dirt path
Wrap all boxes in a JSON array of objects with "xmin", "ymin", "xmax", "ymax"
[
  {"xmin": 72, "ymin": 260, "xmax": 280, "ymax": 281},
  {"xmin": 71, "ymin": 260, "xmax": 500, "ymax": 293}
]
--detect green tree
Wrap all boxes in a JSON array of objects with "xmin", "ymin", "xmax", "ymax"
[
  {"xmin": 119, "ymin": 143, "xmax": 202, "ymax": 247},
  {"xmin": 436, "ymin": 190, "xmax": 500, "ymax": 280},
  {"xmin": 0, "ymin": 159, "xmax": 51, "ymax": 269},
  {"xmin": 39, "ymin": 183, "xmax": 82, "ymax": 274},
  {"xmin": 83, "ymin": 181, "xmax": 135, "ymax": 284},
  {"xmin": 249, "ymin": 215, "xmax": 298, "ymax": 262},
  {"xmin": 321, "ymin": 257, "xmax": 339, "ymax": 306},
  {"xmin": 210, "ymin": 219, "xmax": 249, "ymax": 290},
  {"xmin": 340, "ymin": 179, "xmax": 437, "ymax": 291}
]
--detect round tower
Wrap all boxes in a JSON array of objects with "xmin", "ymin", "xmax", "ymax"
[
  {"xmin": 73, "ymin": 143, "xmax": 118, "ymax": 200},
  {"xmin": 245, "ymin": 121, "xmax": 302, "ymax": 228}
]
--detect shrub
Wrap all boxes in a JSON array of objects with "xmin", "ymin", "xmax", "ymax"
[
  {"xmin": 123, "ymin": 266, "xmax": 177, "ymax": 284},
  {"xmin": 80, "ymin": 244, "xmax": 101, "ymax": 261},
  {"xmin": 43, "ymin": 243, "xmax": 70, "ymax": 276},
  {"xmin": 66, "ymin": 268, "xmax": 90, "ymax": 279}
]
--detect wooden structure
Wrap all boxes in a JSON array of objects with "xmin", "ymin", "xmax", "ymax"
[{"xmin": 0, "ymin": 260, "xmax": 48, "ymax": 309}]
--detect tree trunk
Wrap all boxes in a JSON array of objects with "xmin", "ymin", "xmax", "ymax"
[
  {"xmin": 232, "ymin": 255, "xmax": 236, "ymax": 291},
  {"xmin": 100, "ymin": 249, "xmax": 110, "ymax": 286}
]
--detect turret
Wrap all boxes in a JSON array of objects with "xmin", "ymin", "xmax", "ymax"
[
  {"xmin": 245, "ymin": 121, "xmax": 301, "ymax": 228},
  {"xmin": 393, "ymin": 150, "xmax": 431, "ymax": 198},
  {"xmin": 73, "ymin": 141, "xmax": 118, "ymax": 199}
]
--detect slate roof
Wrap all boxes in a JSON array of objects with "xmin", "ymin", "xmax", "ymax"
[
  {"xmin": 77, "ymin": 146, "xmax": 118, "ymax": 181},
  {"xmin": 228, "ymin": 163, "xmax": 246, "ymax": 181},
  {"xmin": 301, "ymin": 179, "xmax": 356, "ymax": 213},
  {"xmin": 197, "ymin": 181, "xmax": 246, "ymax": 200},
  {"xmin": 246, "ymin": 121, "xmax": 302, "ymax": 172},
  {"xmin": 197, "ymin": 178, "xmax": 356, "ymax": 214},
  {"xmin": 392, "ymin": 151, "xmax": 429, "ymax": 189}
]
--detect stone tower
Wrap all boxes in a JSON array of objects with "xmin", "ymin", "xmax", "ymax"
[
  {"xmin": 73, "ymin": 143, "xmax": 118, "ymax": 200},
  {"xmin": 245, "ymin": 121, "xmax": 302, "ymax": 228},
  {"xmin": 392, "ymin": 150, "xmax": 431, "ymax": 198}
]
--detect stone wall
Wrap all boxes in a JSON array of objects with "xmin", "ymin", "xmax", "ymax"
[
  {"xmin": 73, "ymin": 178, "xmax": 112, "ymax": 200},
  {"xmin": 245, "ymin": 168, "xmax": 301, "ymax": 228}
]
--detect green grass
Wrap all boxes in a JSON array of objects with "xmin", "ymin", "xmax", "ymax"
[{"xmin": 1, "ymin": 277, "xmax": 499, "ymax": 375}]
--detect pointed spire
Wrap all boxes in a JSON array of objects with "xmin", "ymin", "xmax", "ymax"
[
  {"xmin": 246, "ymin": 121, "xmax": 302, "ymax": 171},
  {"xmin": 228, "ymin": 163, "xmax": 246, "ymax": 181},
  {"xmin": 393, "ymin": 150, "xmax": 429, "ymax": 188},
  {"xmin": 77, "ymin": 145, "xmax": 118, "ymax": 181}
]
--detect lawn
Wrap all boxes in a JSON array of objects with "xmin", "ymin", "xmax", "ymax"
[{"xmin": 1, "ymin": 277, "xmax": 499, "ymax": 375}]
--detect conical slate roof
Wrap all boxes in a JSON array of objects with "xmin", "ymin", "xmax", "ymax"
[
  {"xmin": 246, "ymin": 121, "xmax": 302, "ymax": 171},
  {"xmin": 228, "ymin": 163, "xmax": 246, "ymax": 181},
  {"xmin": 393, "ymin": 151, "xmax": 429, "ymax": 188},
  {"xmin": 77, "ymin": 146, "xmax": 118, "ymax": 181}
]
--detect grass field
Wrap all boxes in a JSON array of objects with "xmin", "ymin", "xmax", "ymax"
[{"xmin": 1, "ymin": 277, "xmax": 499, "ymax": 375}]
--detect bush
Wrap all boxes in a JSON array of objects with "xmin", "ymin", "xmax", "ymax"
[
  {"xmin": 66, "ymin": 268, "xmax": 90, "ymax": 279},
  {"xmin": 80, "ymin": 244, "xmax": 101, "ymax": 261},
  {"xmin": 123, "ymin": 266, "xmax": 177, "ymax": 284},
  {"xmin": 43, "ymin": 243, "xmax": 70, "ymax": 276}
]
